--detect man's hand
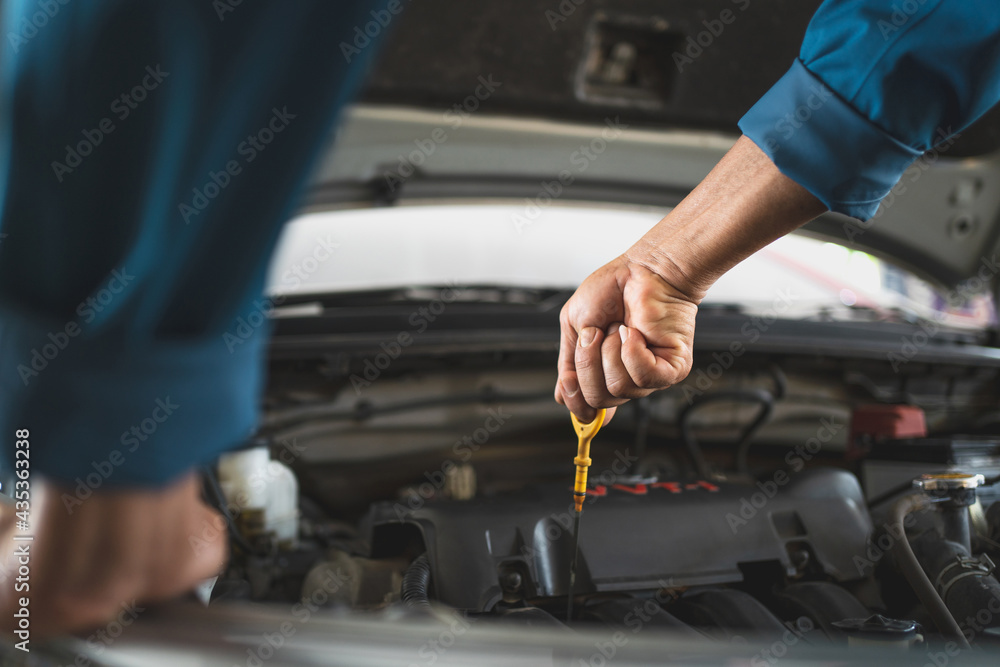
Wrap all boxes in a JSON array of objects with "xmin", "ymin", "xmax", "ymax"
[
  {"xmin": 0, "ymin": 474, "xmax": 227, "ymax": 638},
  {"xmin": 555, "ymin": 135, "xmax": 827, "ymax": 419},
  {"xmin": 555, "ymin": 255, "xmax": 698, "ymax": 422}
]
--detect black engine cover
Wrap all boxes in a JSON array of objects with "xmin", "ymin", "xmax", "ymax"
[{"xmin": 367, "ymin": 468, "xmax": 872, "ymax": 611}]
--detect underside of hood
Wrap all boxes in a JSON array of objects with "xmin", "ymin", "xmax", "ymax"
[{"xmin": 304, "ymin": 0, "xmax": 1000, "ymax": 292}]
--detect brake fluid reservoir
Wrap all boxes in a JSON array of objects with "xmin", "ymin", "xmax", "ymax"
[{"xmin": 217, "ymin": 445, "xmax": 299, "ymax": 547}]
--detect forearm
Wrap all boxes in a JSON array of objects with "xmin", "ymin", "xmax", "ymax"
[{"xmin": 625, "ymin": 135, "xmax": 826, "ymax": 301}]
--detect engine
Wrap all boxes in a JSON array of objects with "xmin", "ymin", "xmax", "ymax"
[
  {"xmin": 209, "ymin": 359, "xmax": 1000, "ymax": 655},
  {"xmin": 209, "ymin": 439, "xmax": 1000, "ymax": 656},
  {"xmin": 366, "ymin": 469, "xmax": 870, "ymax": 614}
]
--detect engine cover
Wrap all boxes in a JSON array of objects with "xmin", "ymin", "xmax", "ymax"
[{"xmin": 367, "ymin": 468, "xmax": 872, "ymax": 611}]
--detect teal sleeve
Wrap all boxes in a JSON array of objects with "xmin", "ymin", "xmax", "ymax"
[
  {"xmin": 739, "ymin": 0, "xmax": 1000, "ymax": 220},
  {"xmin": 0, "ymin": 0, "xmax": 385, "ymax": 486}
]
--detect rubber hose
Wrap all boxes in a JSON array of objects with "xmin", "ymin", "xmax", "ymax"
[
  {"xmin": 402, "ymin": 554, "xmax": 432, "ymax": 610},
  {"xmin": 911, "ymin": 531, "xmax": 1000, "ymax": 638},
  {"xmin": 678, "ymin": 389, "xmax": 774, "ymax": 477},
  {"xmin": 889, "ymin": 494, "xmax": 970, "ymax": 648}
]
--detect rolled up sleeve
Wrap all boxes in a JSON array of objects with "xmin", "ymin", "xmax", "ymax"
[{"xmin": 739, "ymin": 0, "xmax": 1000, "ymax": 220}]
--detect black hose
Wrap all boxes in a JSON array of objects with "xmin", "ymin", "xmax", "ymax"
[
  {"xmin": 912, "ymin": 530, "xmax": 1000, "ymax": 640},
  {"xmin": 678, "ymin": 389, "xmax": 774, "ymax": 478},
  {"xmin": 401, "ymin": 554, "xmax": 433, "ymax": 610},
  {"xmin": 888, "ymin": 493, "xmax": 970, "ymax": 648},
  {"xmin": 766, "ymin": 364, "xmax": 788, "ymax": 401},
  {"xmin": 734, "ymin": 395, "xmax": 776, "ymax": 475},
  {"xmin": 731, "ymin": 365, "xmax": 786, "ymax": 474}
]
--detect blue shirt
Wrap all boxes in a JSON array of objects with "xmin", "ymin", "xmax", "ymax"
[
  {"xmin": 740, "ymin": 0, "xmax": 1000, "ymax": 220},
  {"xmin": 0, "ymin": 0, "xmax": 380, "ymax": 486}
]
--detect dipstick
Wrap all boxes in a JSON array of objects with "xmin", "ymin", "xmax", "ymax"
[{"xmin": 566, "ymin": 408, "xmax": 606, "ymax": 622}]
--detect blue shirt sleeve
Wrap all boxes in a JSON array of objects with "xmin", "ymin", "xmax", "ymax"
[
  {"xmin": 739, "ymin": 0, "xmax": 1000, "ymax": 220},
  {"xmin": 0, "ymin": 0, "xmax": 382, "ymax": 486}
]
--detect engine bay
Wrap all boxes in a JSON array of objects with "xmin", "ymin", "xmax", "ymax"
[{"xmin": 194, "ymin": 332, "xmax": 1000, "ymax": 660}]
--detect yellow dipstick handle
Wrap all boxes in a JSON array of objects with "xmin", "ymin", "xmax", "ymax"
[{"xmin": 571, "ymin": 409, "xmax": 607, "ymax": 512}]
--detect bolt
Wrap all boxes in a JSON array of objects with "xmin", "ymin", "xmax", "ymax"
[{"xmin": 501, "ymin": 571, "xmax": 523, "ymax": 593}]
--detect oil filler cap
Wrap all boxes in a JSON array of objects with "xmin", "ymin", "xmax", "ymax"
[
  {"xmin": 833, "ymin": 614, "xmax": 920, "ymax": 648},
  {"xmin": 915, "ymin": 472, "xmax": 985, "ymax": 506}
]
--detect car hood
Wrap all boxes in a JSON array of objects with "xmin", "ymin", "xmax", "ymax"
[{"xmin": 301, "ymin": 0, "xmax": 1000, "ymax": 292}]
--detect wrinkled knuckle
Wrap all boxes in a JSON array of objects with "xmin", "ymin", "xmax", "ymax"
[
  {"xmin": 676, "ymin": 355, "xmax": 694, "ymax": 381},
  {"xmin": 598, "ymin": 297, "xmax": 619, "ymax": 318},
  {"xmin": 606, "ymin": 377, "xmax": 631, "ymax": 398},
  {"xmin": 632, "ymin": 373, "xmax": 657, "ymax": 390},
  {"xmin": 577, "ymin": 381, "xmax": 600, "ymax": 403},
  {"xmin": 596, "ymin": 396, "xmax": 627, "ymax": 409},
  {"xmin": 575, "ymin": 351, "xmax": 599, "ymax": 374}
]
